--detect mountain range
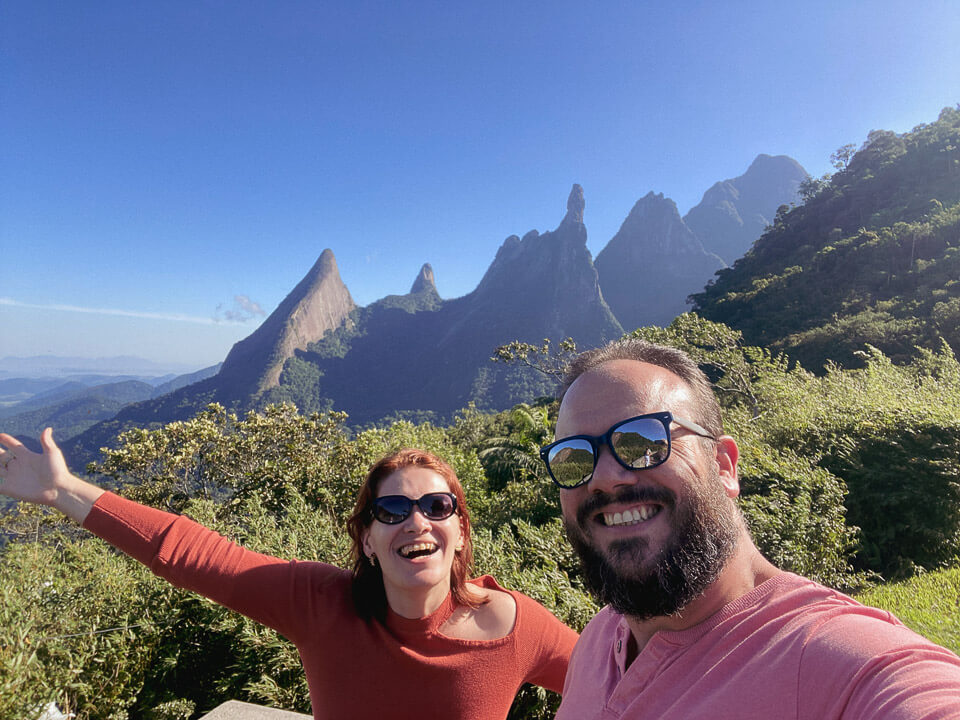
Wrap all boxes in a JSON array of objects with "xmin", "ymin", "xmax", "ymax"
[{"xmin": 2, "ymin": 154, "xmax": 806, "ymax": 463}]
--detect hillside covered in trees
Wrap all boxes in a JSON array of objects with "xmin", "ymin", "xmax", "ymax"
[{"xmin": 691, "ymin": 106, "xmax": 960, "ymax": 371}]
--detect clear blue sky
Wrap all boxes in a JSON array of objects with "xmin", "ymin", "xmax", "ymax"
[{"xmin": 2, "ymin": 1, "xmax": 958, "ymax": 371}]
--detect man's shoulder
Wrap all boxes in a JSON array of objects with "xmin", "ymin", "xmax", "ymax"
[
  {"xmin": 758, "ymin": 573, "xmax": 960, "ymax": 669},
  {"xmin": 765, "ymin": 573, "xmax": 904, "ymax": 637}
]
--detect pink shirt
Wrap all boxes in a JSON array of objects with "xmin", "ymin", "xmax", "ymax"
[{"xmin": 557, "ymin": 572, "xmax": 960, "ymax": 719}]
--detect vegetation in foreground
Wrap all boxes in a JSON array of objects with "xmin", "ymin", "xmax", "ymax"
[
  {"xmin": 3, "ymin": 315, "xmax": 960, "ymax": 719},
  {"xmin": 856, "ymin": 567, "xmax": 960, "ymax": 656}
]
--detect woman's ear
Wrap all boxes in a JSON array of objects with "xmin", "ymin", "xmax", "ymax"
[
  {"xmin": 362, "ymin": 530, "xmax": 374, "ymax": 559},
  {"xmin": 456, "ymin": 518, "xmax": 466, "ymax": 551}
]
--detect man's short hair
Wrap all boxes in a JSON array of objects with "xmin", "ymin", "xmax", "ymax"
[{"xmin": 560, "ymin": 338, "xmax": 723, "ymax": 437}]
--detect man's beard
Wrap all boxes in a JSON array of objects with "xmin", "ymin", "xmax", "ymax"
[{"xmin": 564, "ymin": 472, "xmax": 741, "ymax": 621}]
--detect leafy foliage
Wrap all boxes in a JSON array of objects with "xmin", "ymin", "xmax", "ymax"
[
  {"xmin": 692, "ymin": 106, "xmax": 960, "ymax": 371},
  {"xmin": 631, "ymin": 315, "xmax": 960, "ymax": 583}
]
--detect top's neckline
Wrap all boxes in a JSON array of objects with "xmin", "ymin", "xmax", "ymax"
[{"xmin": 385, "ymin": 591, "xmax": 456, "ymax": 636}]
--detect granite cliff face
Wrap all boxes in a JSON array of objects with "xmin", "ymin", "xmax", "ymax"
[
  {"xmin": 410, "ymin": 263, "xmax": 437, "ymax": 295},
  {"xmin": 595, "ymin": 192, "xmax": 725, "ymax": 330},
  {"xmin": 301, "ymin": 184, "xmax": 623, "ymax": 423},
  {"xmin": 461, "ymin": 184, "xmax": 620, "ymax": 344},
  {"xmin": 216, "ymin": 249, "xmax": 355, "ymax": 393},
  {"xmin": 684, "ymin": 154, "xmax": 807, "ymax": 264}
]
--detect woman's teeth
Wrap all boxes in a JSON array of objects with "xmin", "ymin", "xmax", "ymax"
[{"xmin": 399, "ymin": 542, "xmax": 438, "ymax": 558}]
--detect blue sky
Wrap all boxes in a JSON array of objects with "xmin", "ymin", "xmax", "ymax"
[{"xmin": 2, "ymin": 1, "xmax": 958, "ymax": 371}]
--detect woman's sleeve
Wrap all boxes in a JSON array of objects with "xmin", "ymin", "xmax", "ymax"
[
  {"xmin": 514, "ymin": 593, "xmax": 580, "ymax": 694},
  {"xmin": 83, "ymin": 491, "xmax": 348, "ymax": 642}
]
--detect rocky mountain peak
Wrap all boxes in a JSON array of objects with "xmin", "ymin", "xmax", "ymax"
[
  {"xmin": 595, "ymin": 190, "xmax": 724, "ymax": 330},
  {"xmin": 563, "ymin": 183, "xmax": 585, "ymax": 225},
  {"xmin": 610, "ymin": 191, "xmax": 696, "ymax": 253},
  {"xmin": 216, "ymin": 248, "xmax": 355, "ymax": 394},
  {"xmin": 466, "ymin": 184, "xmax": 619, "ymax": 345},
  {"xmin": 684, "ymin": 154, "xmax": 807, "ymax": 264},
  {"xmin": 410, "ymin": 263, "xmax": 436, "ymax": 294}
]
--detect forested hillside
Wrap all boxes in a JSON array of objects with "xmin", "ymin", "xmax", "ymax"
[{"xmin": 692, "ymin": 106, "xmax": 960, "ymax": 370}]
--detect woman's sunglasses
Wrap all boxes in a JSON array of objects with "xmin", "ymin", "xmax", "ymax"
[
  {"xmin": 371, "ymin": 492, "xmax": 458, "ymax": 524},
  {"xmin": 539, "ymin": 411, "xmax": 715, "ymax": 489}
]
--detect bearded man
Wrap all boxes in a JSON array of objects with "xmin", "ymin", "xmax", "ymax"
[{"xmin": 542, "ymin": 339, "xmax": 960, "ymax": 719}]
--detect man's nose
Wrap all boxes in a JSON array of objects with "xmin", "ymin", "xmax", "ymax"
[{"xmin": 589, "ymin": 445, "xmax": 640, "ymax": 494}]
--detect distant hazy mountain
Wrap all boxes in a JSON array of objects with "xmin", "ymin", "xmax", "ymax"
[
  {"xmin": 591, "ymin": 155, "xmax": 806, "ymax": 332},
  {"xmin": 0, "ymin": 377, "xmax": 72, "ymax": 407},
  {"xmin": 151, "ymin": 363, "xmax": 221, "ymax": 397},
  {"xmin": 1, "ymin": 380, "xmax": 156, "ymax": 441},
  {"xmin": 595, "ymin": 192, "xmax": 726, "ymax": 331},
  {"xmin": 683, "ymin": 154, "xmax": 807, "ymax": 264},
  {"xmin": 0, "ymin": 355, "xmax": 201, "ymax": 379},
  {"xmin": 0, "ymin": 364, "xmax": 222, "ymax": 444}
]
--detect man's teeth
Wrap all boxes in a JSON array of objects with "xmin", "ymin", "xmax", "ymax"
[
  {"xmin": 603, "ymin": 506, "xmax": 658, "ymax": 527},
  {"xmin": 399, "ymin": 542, "xmax": 438, "ymax": 558}
]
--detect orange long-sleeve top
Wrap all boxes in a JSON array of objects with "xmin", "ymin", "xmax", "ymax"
[{"xmin": 83, "ymin": 492, "xmax": 578, "ymax": 720}]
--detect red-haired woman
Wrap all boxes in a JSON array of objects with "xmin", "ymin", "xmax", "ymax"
[{"xmin": 0, "ymin": 430, "xmax": 577, "ymax": 720}]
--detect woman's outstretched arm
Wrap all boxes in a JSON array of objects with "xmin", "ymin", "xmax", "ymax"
[{"xmin": 0, "ymin": 428, "xmax": 105, "ymax": 522}]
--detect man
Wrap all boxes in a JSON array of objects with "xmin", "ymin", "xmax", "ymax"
[{"xmin": 542, "ymin": 338, "xmax": 960, "ymax": 719}]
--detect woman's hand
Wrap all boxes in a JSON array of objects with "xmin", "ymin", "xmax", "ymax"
[{"xmin": 0, "ymin": 428, "xmax": 104, "ymax": 522}]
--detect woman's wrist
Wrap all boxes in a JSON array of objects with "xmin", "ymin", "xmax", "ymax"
[{"xmin": 51, "ymin": 475, "xmax": 106, "ymax": 524}]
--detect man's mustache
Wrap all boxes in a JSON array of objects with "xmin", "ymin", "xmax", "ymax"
[{"xmin": 576, "ymin": 485, "xmax": 676, "ymax": 527}]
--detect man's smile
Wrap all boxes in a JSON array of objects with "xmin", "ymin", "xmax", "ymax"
[{"xmin": 600, "ymin": 504, "xmax": 662, "ymax": 527}]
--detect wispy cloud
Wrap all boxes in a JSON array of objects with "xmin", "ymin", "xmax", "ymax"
[
  {"xmin": 213, "ymin": 294, "xmax": 268, "ymax": 323},
  {"xmin": 0, "ymin": 297, "xmax": 219, "ymax": 325}
]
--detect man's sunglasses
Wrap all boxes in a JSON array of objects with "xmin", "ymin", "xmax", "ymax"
[
  {"xmin": 539, "ymin": 412, "xmax": 716, "ymax": 489},
  {"xmin": 371, "ymin": 492, "xmax": 458, "ymax": 524}
]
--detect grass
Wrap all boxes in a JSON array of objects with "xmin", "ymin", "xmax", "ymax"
[{"xmin": 856, "ymin": 566, "xmax": 960, "ymax": 655}]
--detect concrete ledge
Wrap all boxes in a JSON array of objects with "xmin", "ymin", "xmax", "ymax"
[{"xmin": 197, "ymin": 700, "xmax": 311, "ymax": 719}]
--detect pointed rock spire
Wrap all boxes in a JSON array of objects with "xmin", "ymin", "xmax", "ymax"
[
  {"xmin": 410, "ymin": 263, "xmax": 436, "ymax": 294},
  {"xmin": 217, "ymin": 248, "xmax": 355, "ymax": 393},
  {"xmin": 564, "ymin": 184, "xmax": 585, "ymax": 225}
]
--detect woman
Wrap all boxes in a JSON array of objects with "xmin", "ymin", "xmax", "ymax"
[{"xmin": 0, "ymin": 429, "xmax": 577, "ymax": 720}]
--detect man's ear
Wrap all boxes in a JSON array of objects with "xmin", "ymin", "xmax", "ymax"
[{"xmin": 715, "ymin": 435, "xmax": 740, "ymax": 498}]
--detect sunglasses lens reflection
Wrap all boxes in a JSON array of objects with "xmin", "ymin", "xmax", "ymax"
[
  {"xmin": 422, "ymin": 493, "xmax": 456, "ymax": 520},
  {"xmin": 547, "ymin": 418, "xmax": 670, "ymax": 488},
  {"xmin": 547, "ymin": 439, "xmax": 595, "ymax": 488},
  {"xmin": 612, "ymin": 418, "xmax": 669, "ymax": 469},
  {"xmin": 373, "ymin": 496, "xmax": 412, "ymax": 524}
]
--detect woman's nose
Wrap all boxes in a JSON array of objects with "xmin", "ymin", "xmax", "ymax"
[{"xmin": 405, "ymin": 507, "xmax": 431, "ymax": 531}]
